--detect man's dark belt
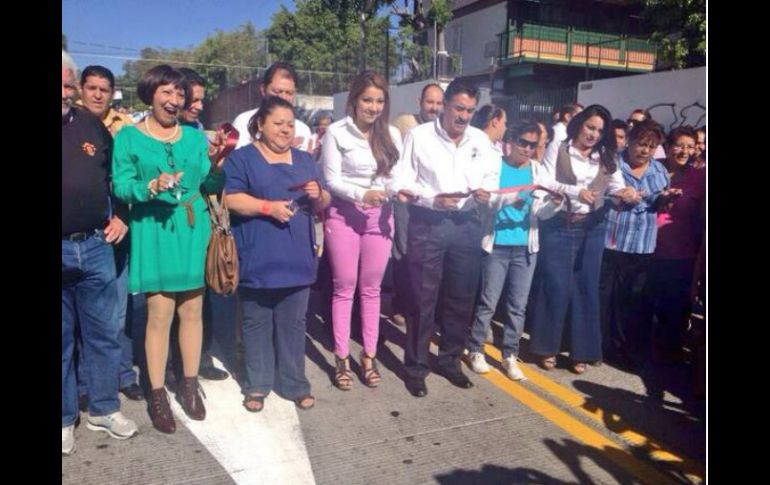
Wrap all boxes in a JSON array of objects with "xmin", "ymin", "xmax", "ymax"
[
  {"xmin": 558, "ymin": 211, "xmax": 601, "ymax": 225},
  {"xmin": 410, "ymin": 205, "xmax": 478, "ymax": 223},
  {"xmin": 62, "ymin": 229, "xmax": 100, "ymax": 241}
]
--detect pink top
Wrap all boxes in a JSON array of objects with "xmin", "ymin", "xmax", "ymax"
[{"xmin": 654, "ymin": 165, "xmax": 706, "ymax": 260}]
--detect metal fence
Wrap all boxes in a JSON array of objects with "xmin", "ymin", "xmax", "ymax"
[{"xmin": 494, "ymin": 86, "xmax": 578, "ymax": 126}]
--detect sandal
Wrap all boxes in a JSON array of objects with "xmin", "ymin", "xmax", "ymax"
[
  {"xmin": 242, "ymin": 393, "xmax": 265, "ymax": 413},
  {"xmin": 334, "ymin": 355, "xmax": 354, "ymax": 390},
  {"xmin": 360, "ymin": 351, "xmax": 382, "ymax": 388},
  {"xmin": 539, "ymin": 356, "xmax": 557, "ymax": 371},
  {"xmin": 294, "ymin": 394, "xmax": 315, "ymax": 410},
  {"xmin": 571, "ymin": 362, "xmax": 587, "ymax": 374}
]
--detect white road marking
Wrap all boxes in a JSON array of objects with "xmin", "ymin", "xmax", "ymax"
[{"xmin": 169, "ymin": 358, "xmax": 316, "ymax": 485}]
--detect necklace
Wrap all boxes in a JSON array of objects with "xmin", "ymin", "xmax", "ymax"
[{"xmin": 144, "ymin": 117, "xmax": 179, "ymax": 142}]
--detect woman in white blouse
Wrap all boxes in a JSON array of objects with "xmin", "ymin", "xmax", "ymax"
[
  {"xmin": 529, "ymin": 105, "xmax": 638, "ymax": 374},
  {"xmin": 321, "ymin": 71, "xmax": 402, "ymax": 390}
]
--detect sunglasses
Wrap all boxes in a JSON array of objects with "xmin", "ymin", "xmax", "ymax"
[{"xmin": 514, "ymin": 138, "xmax": 538, "ymax": 150}]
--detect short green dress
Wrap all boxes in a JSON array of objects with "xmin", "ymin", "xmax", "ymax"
[{"xmin": 112, "ymin": 125, "xmax": 224, "ymax": 293}]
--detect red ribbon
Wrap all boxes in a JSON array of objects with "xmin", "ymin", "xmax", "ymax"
[{"xmin": 216, "ymin": 123, "xmax": 239, "ymax": 161}]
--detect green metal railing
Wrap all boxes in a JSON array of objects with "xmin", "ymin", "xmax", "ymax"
[{"xmin": 497, "ymin": 21, "xmax": 656, "ymax": 72}]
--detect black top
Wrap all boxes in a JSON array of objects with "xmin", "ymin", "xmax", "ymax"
[{"xmin": 62, "ymin": 108, "xmax": 115, "ymax": 236}]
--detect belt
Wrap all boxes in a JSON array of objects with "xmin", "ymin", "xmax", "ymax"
[
  {"xmin": 410, "ymin": 205, "xmax": 478, "ymax": 223},
  {"xmin": 62, "ymin": 229, "xmax": 100, "ymax": 241},
  {"xmin": 557, "ymin": 211, "xmax": 604, "ymax": 225}
]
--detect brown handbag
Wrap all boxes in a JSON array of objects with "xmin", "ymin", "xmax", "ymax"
[{"xmin": 205, "ymin": 193, "xmax": 239, "ymax": 296}]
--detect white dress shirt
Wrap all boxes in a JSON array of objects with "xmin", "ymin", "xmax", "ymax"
[
  {"xmin": 391, "ymin": 118, "xmax": 500, "ymax": 211},
  {"xmin": 543, "ymin": 121, "xmax": 568, "ymax": 166},
  {"xmin": 232, "ymin": 108, "xmax": 312, "ymax": 151},
  {"xmin": 541, "ymin": 141, "xmax": 626, "ymax": 214},
  {"xmin": 321, "ymin": 116, "xmax": 403, "ymax": 204}
]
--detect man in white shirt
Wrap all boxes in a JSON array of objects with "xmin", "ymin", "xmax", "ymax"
[
  {"xmin": 390, "ymin": 83, "xmax": 445, "ymax": 327},
  {"xmin": 232, "ymin": 62, "xmax": 312, "ymax": 151},
  {"xmin": 392, "ymin": 83, "xmax": 444, "ymax": 139},
  {"xmin": 392, "ymin": 79, "xmax": 498, "ymax": 397}
]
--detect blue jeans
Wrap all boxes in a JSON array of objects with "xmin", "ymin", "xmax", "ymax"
[
  {"xmin": 529, "ymin": 215, "xmax": 605, "ymax": 362},
  {"xmin": 468, "ymin": 246, "xmax": 537, "ymax": 359},
  {"xmin": 239, "ymin": 286, "xmax": 311, "ymax": 399},
  {"xmin": 62, "ymin": 231, "xmax": 121, "ymax": 427},
  {"xmin": 77, "ymin": 239, "xmax": 137, "ymax": 395}
]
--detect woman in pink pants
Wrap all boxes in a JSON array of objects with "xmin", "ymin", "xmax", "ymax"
[{"xmin": 321, "ymin": 71, "xmax": 403, "ymax": 390}]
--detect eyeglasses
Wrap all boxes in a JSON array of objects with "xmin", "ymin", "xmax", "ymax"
[
  {"xmin": 164, "ymin": 143, "xmax": 176, "ymax": 169},
  {"xmin": 515, "ymin": 138, "xmax": 538, "ymax": 150},
  {"xmin": 671, "ymin": 144, "xmax": 695, "ymax": 152},
  {"xmin": 162, "ymin": 143, "xmax": 187, "ymax": 200}
]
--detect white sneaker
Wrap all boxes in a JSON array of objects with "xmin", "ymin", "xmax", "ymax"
[
  {"xmin": 62, "ymin": 425, "xmax": 75, "ymax": 455},
  {"xmin": 86, "ymin": 411, "xmax": 139, "ymax": 440},
  {"xmin": 502, "ymin": 356, "xmax": 527, "ymax": 381},
  {"xmin": 468, "ymin": 352, "xmax": 491, "ymax": 374}
]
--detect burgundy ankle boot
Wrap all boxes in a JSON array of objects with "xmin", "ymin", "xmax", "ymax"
[
  {"xmin": 149, "ymin": 388, "xmax": 176, "ymax": 434},
  {"xmin": 180, "ymin": 376, "xmax": 206, "ymax": 420}
]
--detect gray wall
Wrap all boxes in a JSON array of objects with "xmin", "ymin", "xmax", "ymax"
[{"xmin": 577, "ymin": 66, "xmax": 706, "ymax": 131}]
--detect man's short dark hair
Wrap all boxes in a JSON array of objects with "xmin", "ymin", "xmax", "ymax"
[
  {"xmin": 420, "ymin": 83, "xmax": 443, "ymax": 101},
  {"xmin": 80, "ymin": 65, "xmax": 115, "ymax": 90},
  {"xmin": 611, "ymin": 119, "xmax": 629, "ymax": 133},
  {"xmin": 262, "ymin": 61, "xmax": 299, "ymax": 87},
  {"xmin": 178, "ymin": 67, "xmax": 206, "ymax": 88},
  {"xmin": 443, "ymin": 79, "xmax": 478, "ymax": 103}
]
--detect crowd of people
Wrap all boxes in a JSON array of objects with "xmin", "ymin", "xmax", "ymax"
[{"xmin": 62, "ymin": 51, "xmax": 706, "ymax": 455}]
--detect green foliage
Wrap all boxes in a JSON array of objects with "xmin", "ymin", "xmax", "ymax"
[
  {"xmin": 117, "ymin": 23, "xmax": 262, "ymax": 98},
  {"xmin": 62, "ymin": 33, "xmax": 68, "ymax": 50},
  {"xmin": 426, "ymin": 0, "xmax": 453, "ymax": 29},
  {"xmin": 320, "ymin": 0, "xmax": 398, "ymax": 72},
  {"xmin": 642, "ymin": 0, "xmax": 706, "ymax": 69}
]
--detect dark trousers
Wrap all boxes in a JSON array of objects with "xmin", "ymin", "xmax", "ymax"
[
  {"xmin": 599, "ymin": 249, "xmax": 652, "ymax": 358},
  {"xmin": 643, "ymin": 258, "xmax": 695, "ymax": 354},
  {"xmin": 529, "ymin": 214, "xmax": 605, "ymax": 363},
  {"xmin": 391, "ymin": 199, "xmax": 411, "ymax": 316},
  {"xmin": 404, "ymin": 207, "xmax": 483, "ymax": 380},
  {"xmin": 239, "ymin": 286, "xmax": 311, "ymax": 399}
]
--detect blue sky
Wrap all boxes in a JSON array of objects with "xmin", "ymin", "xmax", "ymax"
[{"xmin": 62, "ymin": 0, "xmax": 293, "ymax": 76}]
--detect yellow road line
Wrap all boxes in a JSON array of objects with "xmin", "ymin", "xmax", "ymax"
[
  {"xmin": 478, "ymin": 366, "xmax": 678, "ymax": 484},
  {"xmin": 483, "ymin": 343, "xmax": 705, "ymax": 482}
]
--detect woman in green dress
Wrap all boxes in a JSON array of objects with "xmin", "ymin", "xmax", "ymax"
[{"xmin": 112, "ymin": 65, "xmax": 224, "ymax": 434}]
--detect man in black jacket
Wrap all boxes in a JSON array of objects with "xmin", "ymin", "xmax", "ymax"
[{"xmin": 62, "ymin": 50, "xmax": 137, "ymax": 455}]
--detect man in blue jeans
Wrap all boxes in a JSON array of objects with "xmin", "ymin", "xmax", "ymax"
[
  {"xmin": 62, "ymin": 50, "xmax": 138, "ymax": 456},
  {"xmin": 75, "ymin": 65, "xmax": 143, "ymax": 406}
]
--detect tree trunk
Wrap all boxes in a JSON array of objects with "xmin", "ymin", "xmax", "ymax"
[
  {"xmin": 358, "ymin": 14, "xmax": 367, "ymax": 73},
  {"xmin": 437, "ymin": 27, "xmax": 446, "ymax": 53}
]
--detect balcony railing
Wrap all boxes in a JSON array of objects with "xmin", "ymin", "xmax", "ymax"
[{"xmin": 497, "ymin": 22, "xmax": 656, "ymax": 72}]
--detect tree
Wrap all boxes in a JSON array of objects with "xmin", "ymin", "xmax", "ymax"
[
  {"xmin": 193, "ymin": 22, "xmax": 265, "ymax": 96},
  {"xmin": 267, "ymin": 0, "xmax": 397, "ymax": 91},
  {"xmin": 321, "ymin": 0, "xmax": 397, "ymax": 72},
  {"xmin": 117, "ymin": 23, "xmax": 264, "ymax": 99},
  {"xmin": 641, "ymin": 0, "xmax": 706, "ymax": 69},
  {"xmin": 426, "ymin": 0, "xmax": 453, "ymax": 54},
  {"xmin": 62, "ymin": 33, "xmax": 68, "ymax": 50}
]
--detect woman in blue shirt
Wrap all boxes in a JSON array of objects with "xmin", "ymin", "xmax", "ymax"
[
  {"xmin": 224, "ymin": 96, "xmax": 331, "ymax": 412},
  {"xmin": 599, "ymin": 120, "xmax": 679, "ymax": 368},
  {"xmin": 468, "ymin": 121, "xmax": 561, "ymax": 381}
]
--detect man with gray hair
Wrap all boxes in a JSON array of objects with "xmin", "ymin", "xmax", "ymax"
[{"xmin": 62, "ymin": 50, "xmax": 138, "ymax": 455}]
